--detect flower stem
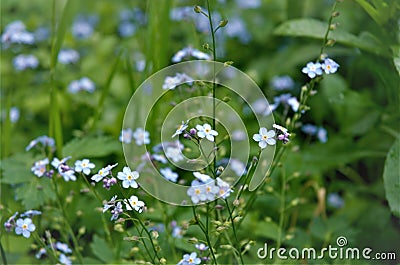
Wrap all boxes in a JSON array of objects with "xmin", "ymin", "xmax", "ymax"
[{"xmin": 192, "ymin": 206, "xmax": 217, "ymax": 264}]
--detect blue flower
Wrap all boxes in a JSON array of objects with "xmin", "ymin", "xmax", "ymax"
[
  {"xmin": 13, "ymin": 54, "xmax": 39, "ymax": 71},
  {"xmin": 160, "ymin": 167, "xmax": 179, "ymax": 182},
  {"xmin": 56, "ymin": 242, "xmax": 72, "ymax": 254},
  {"xmin": 327, "ymin": 193, "xmax": 344, "ymax": 208},
  {"xmin": 302, "ymin": 62, "xmax": 323, "ymax": 78},
  {"xmin": 133, "ymin": 127, "xmax": 150, "ymax": 145},
  {"xmin": 321, "ymin": 58, "xmax": 339, "ymax": 74},
  {"xmin": 67, "ymin": 77, "xmax": 95, "ymax": 93},
  {"xmin": 15, "ymin": 218, "xmax": 35, "ymax": 238},
  {"xmin": 270, "ymin": 75, "xmax": 295, "ymax": 91},
  {"xmin": 196, "ymin": 123, "xmax": 218, "ymax": 142},
  {"xmin": 59, "ymin": 253, "xmax": 72, "ymax": 265},
  {"xmin": 178, "ymin": 252, "xmax": 201, "ymax": 265},
  {"xmin": 26, "ymin": 135, "xmax": 55, "ymax": 151},
  {"xmin": 58, "ymin": 49, "xmax": 80, "ymax": 64},
  {"xmin": 31, "ymin": 158, "xmax": 49, "ymax": 177}
]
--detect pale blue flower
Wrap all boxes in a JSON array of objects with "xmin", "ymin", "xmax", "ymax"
[
  {"xmin": 9, "ymin": 107, "xmax": 20, "ymax": 123},
  {"xmin": 31, "ymin": 158, "xmax": 49, "ymax": 177},
  {"xmin": 327, "ymin": 193, "xmax": 344, "ymax": 208},
  {"xmin": 302, "ymin": 62, "xmax": 323, "ymax": 78},
  {"xmin": 317, "ymin": 127, "xmax": 328, "ymax": 143},
  {"xmin": 74, "ymin": 159, "xmax": 95, "ymax": 175},
  {"xmin": 56, "ymin": 242, "xmax": 72, "ymax": 254},
  {"xmin": 253, "ymin": 128, "xmax": 276, "ymax": 149},
  {"xmin": 270, "ymin": 75, "xmax": 294, "ymax": 90},
  {"xmin": 67, "ymin": 77, "xmax": 95, "ymax": 93},
  {"xmin": 26, "ymin": 135, "xmax": 55, "ymax": 151},
  {"xmin": 20, "ymin": 210, "xmax": 41, "ymax": 218},
  {"xmin": 15, "ymin": 218, "xmax": 35, "ymax": 238},
  {"xmin": 171, "ymin": 46, "xmax": 211, "ymax": 63},
  {"xmin": 160, "ymin": 167, "xmax": 179, "ymax": 182},
  {"xmin": 59, "ymin": 253, "xmax": 72, "ymax": 265},
  {"xmin": 58, "ymin": 49, "xmax": 80, "ymax": 64},
  {"xmin": 133, "ymin": 127, "xmax": 150, "ymax": 145},
  {"xmin": 321, "ymin": 58, "xmax": 339, "ymax": 74},
  {"xmin": 13, "ymin": 54, "xmax": 39, "ymax": 71},
  {"xmin": 117, "ymin": 166, "xmax": 139, "ymax": 188},
  {"xmin": 179, "ymin": 252, "xmax": 201, "ymax": 265},
  {"xmin": 119, "ymin": 128, "xmax": 133, "ymax": 143}
]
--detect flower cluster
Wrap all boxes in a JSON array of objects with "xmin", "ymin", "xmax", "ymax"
[
  {"xmin": 1, "ymin": 20, "xmax": 35, "ymax": 47},
  {"xmin": 171, "ymin": 46, "xmax": 211, "ymax": 62},
  {"xmin": 4, "ymin": 210, "xmax": 41, "ymax": 238},
  {"xmin": 26, "ymin": 135, "xmax": 55, "ymax": 151},
  {"xmin": 119, "ymin": 127, "xmax": 150, "ymax": 145},
  {"xmin": 67, "ymin": 77, "xmax": 96, "ymax": 94},
  {"xmin": 103, "ymin": 194, "xmax": 146, "ymax": 221},
  {"xmin": 253, "ymin": 124, "xmax": 291, "ymax": 149},
  {"xmin": 13, "ymin": 54, "xmax": 39, "ymax": 71},
  {"xmin": 162, "ymin": 73, "xmax": 194, "ymax": 90},
  {"xmin": 302, "ymin": 58, "xmax": 339, "ymax": 78},
  {"xmin": 58, "ymin": 49, "xmax": 80, "ymax": 64},
  {"xmin": 177, "ymin": 252, "xmax": 201, "ymax": 265},
  {"xmin": 35, "ymin": 240, "xmax": 73, "ymax": 265},
  {"xmin": 187, "ymin": 172, "xmax": 233, "ymax": 203}
]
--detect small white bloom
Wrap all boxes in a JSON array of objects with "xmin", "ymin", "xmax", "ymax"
[
  {"xmin": 125, "ymin": 195, "xmax": 145, "ymax": 213},
  {"xmin": 196, "ymin": 123, "xmax": 218, "ymax": 142},
  {"xmin": 273, "ymin": 124, "xmax": 290, "ymax": 135},
  {"xmin": 74, "ymin": 159, "xmax": 95, "ymax": 175},
  {"xmin": 172, "ymin": 120, "xmax": 189, "ymax": 138},
  {"xmin": 193, "ymin": 172, "xmax": 212, "ymax": 183},
  {"xmin": 91, "ymin": 167, "xmax": 110, "ymax": 182},
  {"xmin": 152, "ymin": 154, "xmax": 167, "ymax": 164},
  {"xmin": 253, "ymin": 127, "xmax": 276, "ymax": 149},
  {"xmin": 117, "ymin": 166, "xmax": 139, "ymax": 188}
]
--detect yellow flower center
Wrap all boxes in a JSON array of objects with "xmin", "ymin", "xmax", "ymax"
[
  {"xmin": 195, "ymin": 189, "xmax": 201, "ymax": 195},
  {"xmin": 127, "ymin": 175, "xmax": 132, "ymax": 180},
  {"xmin": 22, "ymin": 224, "xmax": 28, "ymax": 229}
]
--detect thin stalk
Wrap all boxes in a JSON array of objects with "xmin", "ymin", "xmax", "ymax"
[
  {"xmin": 51, "ymin": 178, "xmax": 83, "ymax": 264},
  {"xmin": 206, "ymin": 0, "xmax": 217, "ymax": 173},
  {"xmin": 32, "ymin": 232, "xmax": 59, "ymax": 263},
  {"xmin": 224, "ymin": 199, "xmax": 244, "ymax": 264},
  {"xmin": 192, "ymin": 206, "xmax": 217, "ymax": 265},
  {"xmin": 276, "ymin": 168, "xmax": 286, "ymax": 250},
  {"xmin": 81, "ymin": 174, "xmax": 113, "ymax": 245},
  {"xmin": 0, "ymin": 240, "xmax": 7, "ymax": 265}
]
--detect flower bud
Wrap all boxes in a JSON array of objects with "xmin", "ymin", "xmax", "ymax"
[
  {"xmin": 332, "ymin": 11, "xmax": 340, "ymax": 17},
  {"xmin": 219, "ymin": 19, "xmax": 228, "ymax": 27},
  {"xmin": 326, "ymin": 39, "xmax": 336, "ymax": 46},
  {"xmin": 194, "ymin": 6, "xmax": 202, "ymax": 13}
]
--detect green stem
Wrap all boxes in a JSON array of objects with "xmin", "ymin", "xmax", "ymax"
[
  {"xmin": 224, "ymin": 199, "xmax": 244, "ymax": 264},
  {"xmin": 192, "ymin": 206, "xmax": 217, "ymax": 264},
  {"xmin": 319, "ymin": 1, "xmax": 339, "ymax": 57},
  {"xmin": 51, "ymin": 178, "xmax": 83, "ymax": 264},
  {"xmin": 0, "ymin": 240, "xmax": 7, "ymax": 265},
  {"xmin": 206, "ymin": 0, "xmax": 217, "ymax": 173},
  {"xmin": 276, "ymin": 168, "xmax": 286, "ymax": 250}
]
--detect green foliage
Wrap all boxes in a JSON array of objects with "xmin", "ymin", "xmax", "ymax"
[
  {"xmin": 62, "ymin": 136, "xmax": 120, "ymax": 158},
  {"xmin": 274, "ymin": 18, "xmax": 389, "ymax": 56},
  {"xmin": 383, "ymin": 138, "xmax": 400, "ymax": 217},
  {"xmin": 90, "ymin": 235, "xmax": 114, "ymax": 263}
]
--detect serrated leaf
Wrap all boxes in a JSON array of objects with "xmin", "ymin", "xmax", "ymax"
[
  {"xmin": 15, "ymin": 178, "xmax": 56, "ymax": 209},
  {"xmin": 383, "ymin": 138, "xmax": 400, "ymax": 217},
  {"xmin": 274, "ymin": 18, "xmax": 389, "ymax": 57},
  {"xmin": 62, "ymin": 136, "xmax": 120, "ymax": 158},
  {"xmin": 0, "ymin": 153, "xmax": 36, "ymax": 184},
  {"xmin": 90, "ymin": 235, "xmax": 114, "ymax": 263}
]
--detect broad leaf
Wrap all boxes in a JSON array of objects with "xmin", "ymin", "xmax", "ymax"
[
  {"xmin": 90, "ymin": 235, "xmax": 114, "ymax": 263},
  {"xmin": 15, "ymin": 177, "xmax": 56, "ymax": 209},
  {"xmin": 383, "ymin": 138, "xmax": 400, "ymax": 217},
  {"xmin": 62, "ymin": 136, "xmax": 120, "ymax": 159},
  {"xmin": 0, "ymin": 153, "xmax": 36, "ymax": 184},
  {"xmin": 274, "ymin": 18, "xmax": 389, "ymax": 57}
]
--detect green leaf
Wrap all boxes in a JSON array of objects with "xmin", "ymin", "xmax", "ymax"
[
  {"xmin": 274, "ymin": 18, "xmax": 389, "ymax": 57},
  {"xmin": 15, "ymin": 178, "xmax": 56, "ymax": 209},
  {"xmin": 354, "ymin": 0, "xmax": 391, "ymax": 25},
  {"xmin": 392, "ymin": 46, "xmax": 400, "ymax": 76},
  {"xmin": 62, "ymin": 136, "xmax": 120, "ymax": 159},
  {"xmin": 90, "ymin": 235, "xmax": 114, "ymax": 263},
  {"xmin": 383, "ymin": 138, "xmax": 400, "ymax": 217},
  {"xmin": 50, "ymin": 0, "xmax": 79, "ymax": 68},
  {"xmin": 0, "ymin": 153, "xmax": 36, "ymax": 184}
]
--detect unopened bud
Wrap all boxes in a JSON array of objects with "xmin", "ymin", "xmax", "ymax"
[
  {"xmin": 194, "ymin": 6, "xmax": 202, "ymax": 13},
  {"xmin": 220, "ymin": 244, "xmax": 233, "ymax": 250},
  {"xmin": 160, "ymin": 258, "xmax": 167, "ymax": 264},
  {"xmin": 326, "ymin": 39, "xmax": 336, "ymax": 46},
  {"xmin": 188, "ymin": 237, "xmax": 198, "ymax": 244},
  {"xmin": 219, "ymin": 19, "xmax": 228, "ymax": 27},
  {"xmin": 224, "ymin": 61, "xmax": 234, "ymax": 67},
  {"xmin": 329, "ymin": 23, "xmax": 338, "ymax": 30},
  {"xmin": 233, "ymin": 199, "xmax": 240, "ymax": 206},
  {"xmin": 222, "ymin": 96, "xmax": 231, "ymax": 102},
  {"xmin": 332, "ymin": 11, "xmax": 340, "ymax": 17},
  {"xmin": 151, "ymin": 230, "xmax": 159, "ymax": 239}
]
